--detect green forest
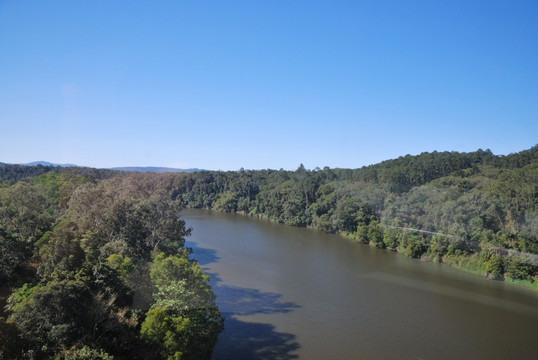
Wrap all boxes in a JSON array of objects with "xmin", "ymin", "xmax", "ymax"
[
  {"xmin": 171, "ymin": 145, "xmax": 537, "ymax": 285},
  {"xmin": 1, "ymin": 145, "xmax": 537, "ymax": 358},
  {"xmin": 0, "ymin": 171, "xmax": 223, "ymax": 359}
]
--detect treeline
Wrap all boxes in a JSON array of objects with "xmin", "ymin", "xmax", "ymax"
[
  {"xmin": 1, "ymin": 145, "xmax": 536, "ymax": 356},
  {"xmin": 0, "ymin": 163, "xmax": 121, "ymax": 186},
  {"xmin": 0, "ymin": 172, "xmax": 223, "ymax": 359},
  {"xmin": 168, "ymin": 146, "xmax": 537, "ymax": 285}
]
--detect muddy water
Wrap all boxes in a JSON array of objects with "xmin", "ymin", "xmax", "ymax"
[{"xmin": 183, "ymin": 209, "xmax": 538, "ymax": 359}]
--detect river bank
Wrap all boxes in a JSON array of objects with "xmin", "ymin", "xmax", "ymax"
[
  {"xmin": 183, "ymin": 209, "xmax": 538, "ymax": 360},
  {"xmin": 191, "ymin": 206, "xmax": 538, "ymax": 291}
]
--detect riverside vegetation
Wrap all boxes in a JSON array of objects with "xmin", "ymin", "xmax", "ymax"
[
  {"xmin": 173, "ymin": 145, "xmax": 537, "ymax": 287},
  {"xmin": 0, "ymin": 172, "xmax": 223, "ymax": 359},
  {"xmin": 1, "ymin": 145, "xmax": 537, "ymax": 358}
]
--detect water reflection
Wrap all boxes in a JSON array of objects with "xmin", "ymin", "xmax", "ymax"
[{"xmin": 363, "ymin": 272, "xmax": 538, "ymax": 317}]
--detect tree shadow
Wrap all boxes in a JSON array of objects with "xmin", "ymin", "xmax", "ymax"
[
  {"xmin": 188, "ymin": 242, "xmax": 301, "ymax": 359},
  {"xmin": 186, "ymin": 241, "xmax": 221, "ymax": 265},
  {"xmin": 214, "ymin": 282, "xmax": 300, "ymax": 316},
  {"xmin": 212, "ymin": 317, "xmax": 300, "ymax": 360},
  {"xmin": 209, "ymin": 276, "xmax": 301, "ymax": 359}
]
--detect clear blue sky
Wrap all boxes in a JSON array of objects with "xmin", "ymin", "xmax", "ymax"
[{"xmin": 1, "ymin": 1, "xmax": 537, "ymax": 170}]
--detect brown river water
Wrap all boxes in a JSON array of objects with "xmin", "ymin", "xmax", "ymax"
[{"xmin": 182, "ymin": 209, "xmax": 538, "ymax": 360}]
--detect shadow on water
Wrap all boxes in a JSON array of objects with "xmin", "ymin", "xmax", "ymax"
[
  {"xmin": 188, "ymin": 242, "xmax": 301, "ymax": 359},
  {"xmin": 186, "ymin": 241, "xmax": 221, "ymax": 265},
  {"xmin": 213, "ymin": 280, "xmax": 301, "ymax": 316},
  {"xmin": 210, "ymin": 273, "xmax": 301, "ymax": 359},
  {"xmin": 212, "ymin": 317, "xmax": 300, "ymax": 360}
]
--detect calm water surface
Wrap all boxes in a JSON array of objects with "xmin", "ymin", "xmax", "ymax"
[{"xmin": 183, "ymin": 209, "xmax": 538, "ymax": 360}]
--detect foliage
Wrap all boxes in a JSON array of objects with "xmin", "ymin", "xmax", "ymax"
[
  {"xmin": 60, "ymin": 346, "xmax": 115, "ymax": 360},
  {"xmin": 1, "ymin": 144, "xmax": 537, "ymax": 357},
  {"xmin": 0, "ymin": 171, "xmax": 221, "ymax": 359},
  {"xmin": 141, "ymin": 253, "xmax": 224, "ymax": 360},
  {"xmin": 169, "ymin": 145, "xmax": 537, "ymax": 285},
  {"xmin": 0, "ymin": 317, "xmax": 23, "ymax": 360},
  {"xmin": 8, "ymin": 280, "xmax": 94, "ymax": 356}
]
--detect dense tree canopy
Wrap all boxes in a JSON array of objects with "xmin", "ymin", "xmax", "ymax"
[
  {"xmin": 0, "ymin": 172, "xmax": 222, "ymax": 359},
  {"xmin": 1, "ymin": 145, "xmax": 537, "ymax": 358},
  {"xmin": 168, "ymin": 145, "xmax": 538, "ymax": 285}
]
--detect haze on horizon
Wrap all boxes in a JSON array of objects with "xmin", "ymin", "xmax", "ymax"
[{"xmin": 1, "ymin": 1, "xmax": 537, "ymax": 171}]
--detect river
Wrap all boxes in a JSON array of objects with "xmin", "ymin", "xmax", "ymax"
[{"xmin": 182, "ymin": 209, "xmax": 538, "ymax": 360}]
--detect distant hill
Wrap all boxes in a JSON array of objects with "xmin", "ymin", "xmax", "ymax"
[
  {"xmin": 2, "ymin": 161, "xmax": 202, "ymax": 173},
  {"xmin": 110, "ymin": 166, "xmax": 203, "ymax": 173},
  {"xmin": 19, "ymin": 161, "xmax": 79, "ymax": 167}
]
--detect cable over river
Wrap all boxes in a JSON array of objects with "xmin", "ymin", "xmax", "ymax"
[{"xmin": 183, "ymin": 209, "xmax": 538, "ymax": 360}]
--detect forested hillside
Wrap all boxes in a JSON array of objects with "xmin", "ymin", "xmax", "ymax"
[
  {"xmin": 1, "ymin": 145, "xmax": 536, "ymax": 357},
  {"xmin": 169, "ymin": 145, "xmax": 537, "ymax": 286},
  {"xmin": 0, "ymin": 171, "xmax": 223, "ymax": 359}
]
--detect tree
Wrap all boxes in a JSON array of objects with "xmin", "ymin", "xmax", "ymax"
[
  {"xmin": 7, "ymin": 280, "xmax": 94, "ymax": 357},
  {"xmin": 141, "ymin": 253, "xmax": 224, "ymax": 360},
  {"xmin": 404, "ymin": 233, "xmax": 427, "ymax": 258},
  {"xmin": 0, "ymin": 182, "xmax": 53, "ymax": 281},
  {"xmin": 484, "ymin": 253, "xmax": 504, "ymax": 280},
  {"xmin": 0, "ymin": 317, "xmax": 23, "ymax": 360},
  {"xmin": 61, "ymin": 346, "xmax": 115, "ymax": 360},
  {"xmin": 504, "ymin": 256, "xmax": 535, "ymax": 281},
  {"xmin": 355, "ymin": 225, "xmax": 369, "ymax": 244},
  {"xmin": 38, "ymin": 220, "xmax": 86, "ymax": 279},
  {"xmin": 136, "ymin": 195, "xmax": 188, "ymax": 252},
  {"xmin": 0, "ymin": 182, "xmax": 53, "ymax": 243},
  {"xmin": 382, "ymin": 226, "xmax": 400, "ymax": 251},
  {"xmin": 333, "ymin": 196, "xmax": 359, "ymax": 233},
  {"xmin": 213, "ymin": 191, "xmax": 238, "ymax": 213},
  {"xmin": 368, "ymin": 221, "xmax": 385, "ymax": 248},
  {"xmin": 0, "ymin": 229, "xmax": 27, "ymax": 281}
]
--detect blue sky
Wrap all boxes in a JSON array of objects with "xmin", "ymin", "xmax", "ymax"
[{"xmin": 1, "ymin": 1, "xmax": 537, "ymax": 170}]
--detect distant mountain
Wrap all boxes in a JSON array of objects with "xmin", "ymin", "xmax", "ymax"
[
  {"xmin": 19, "ymin": 161, "xmax": 79, "ymax": 167},
  {"xmin": 110, "ymin": 166, "xmax": 203, "ymax": 173},
  {"xmin": 2, "ymin": 161, "xmax": 202, "ymax": 173}
]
